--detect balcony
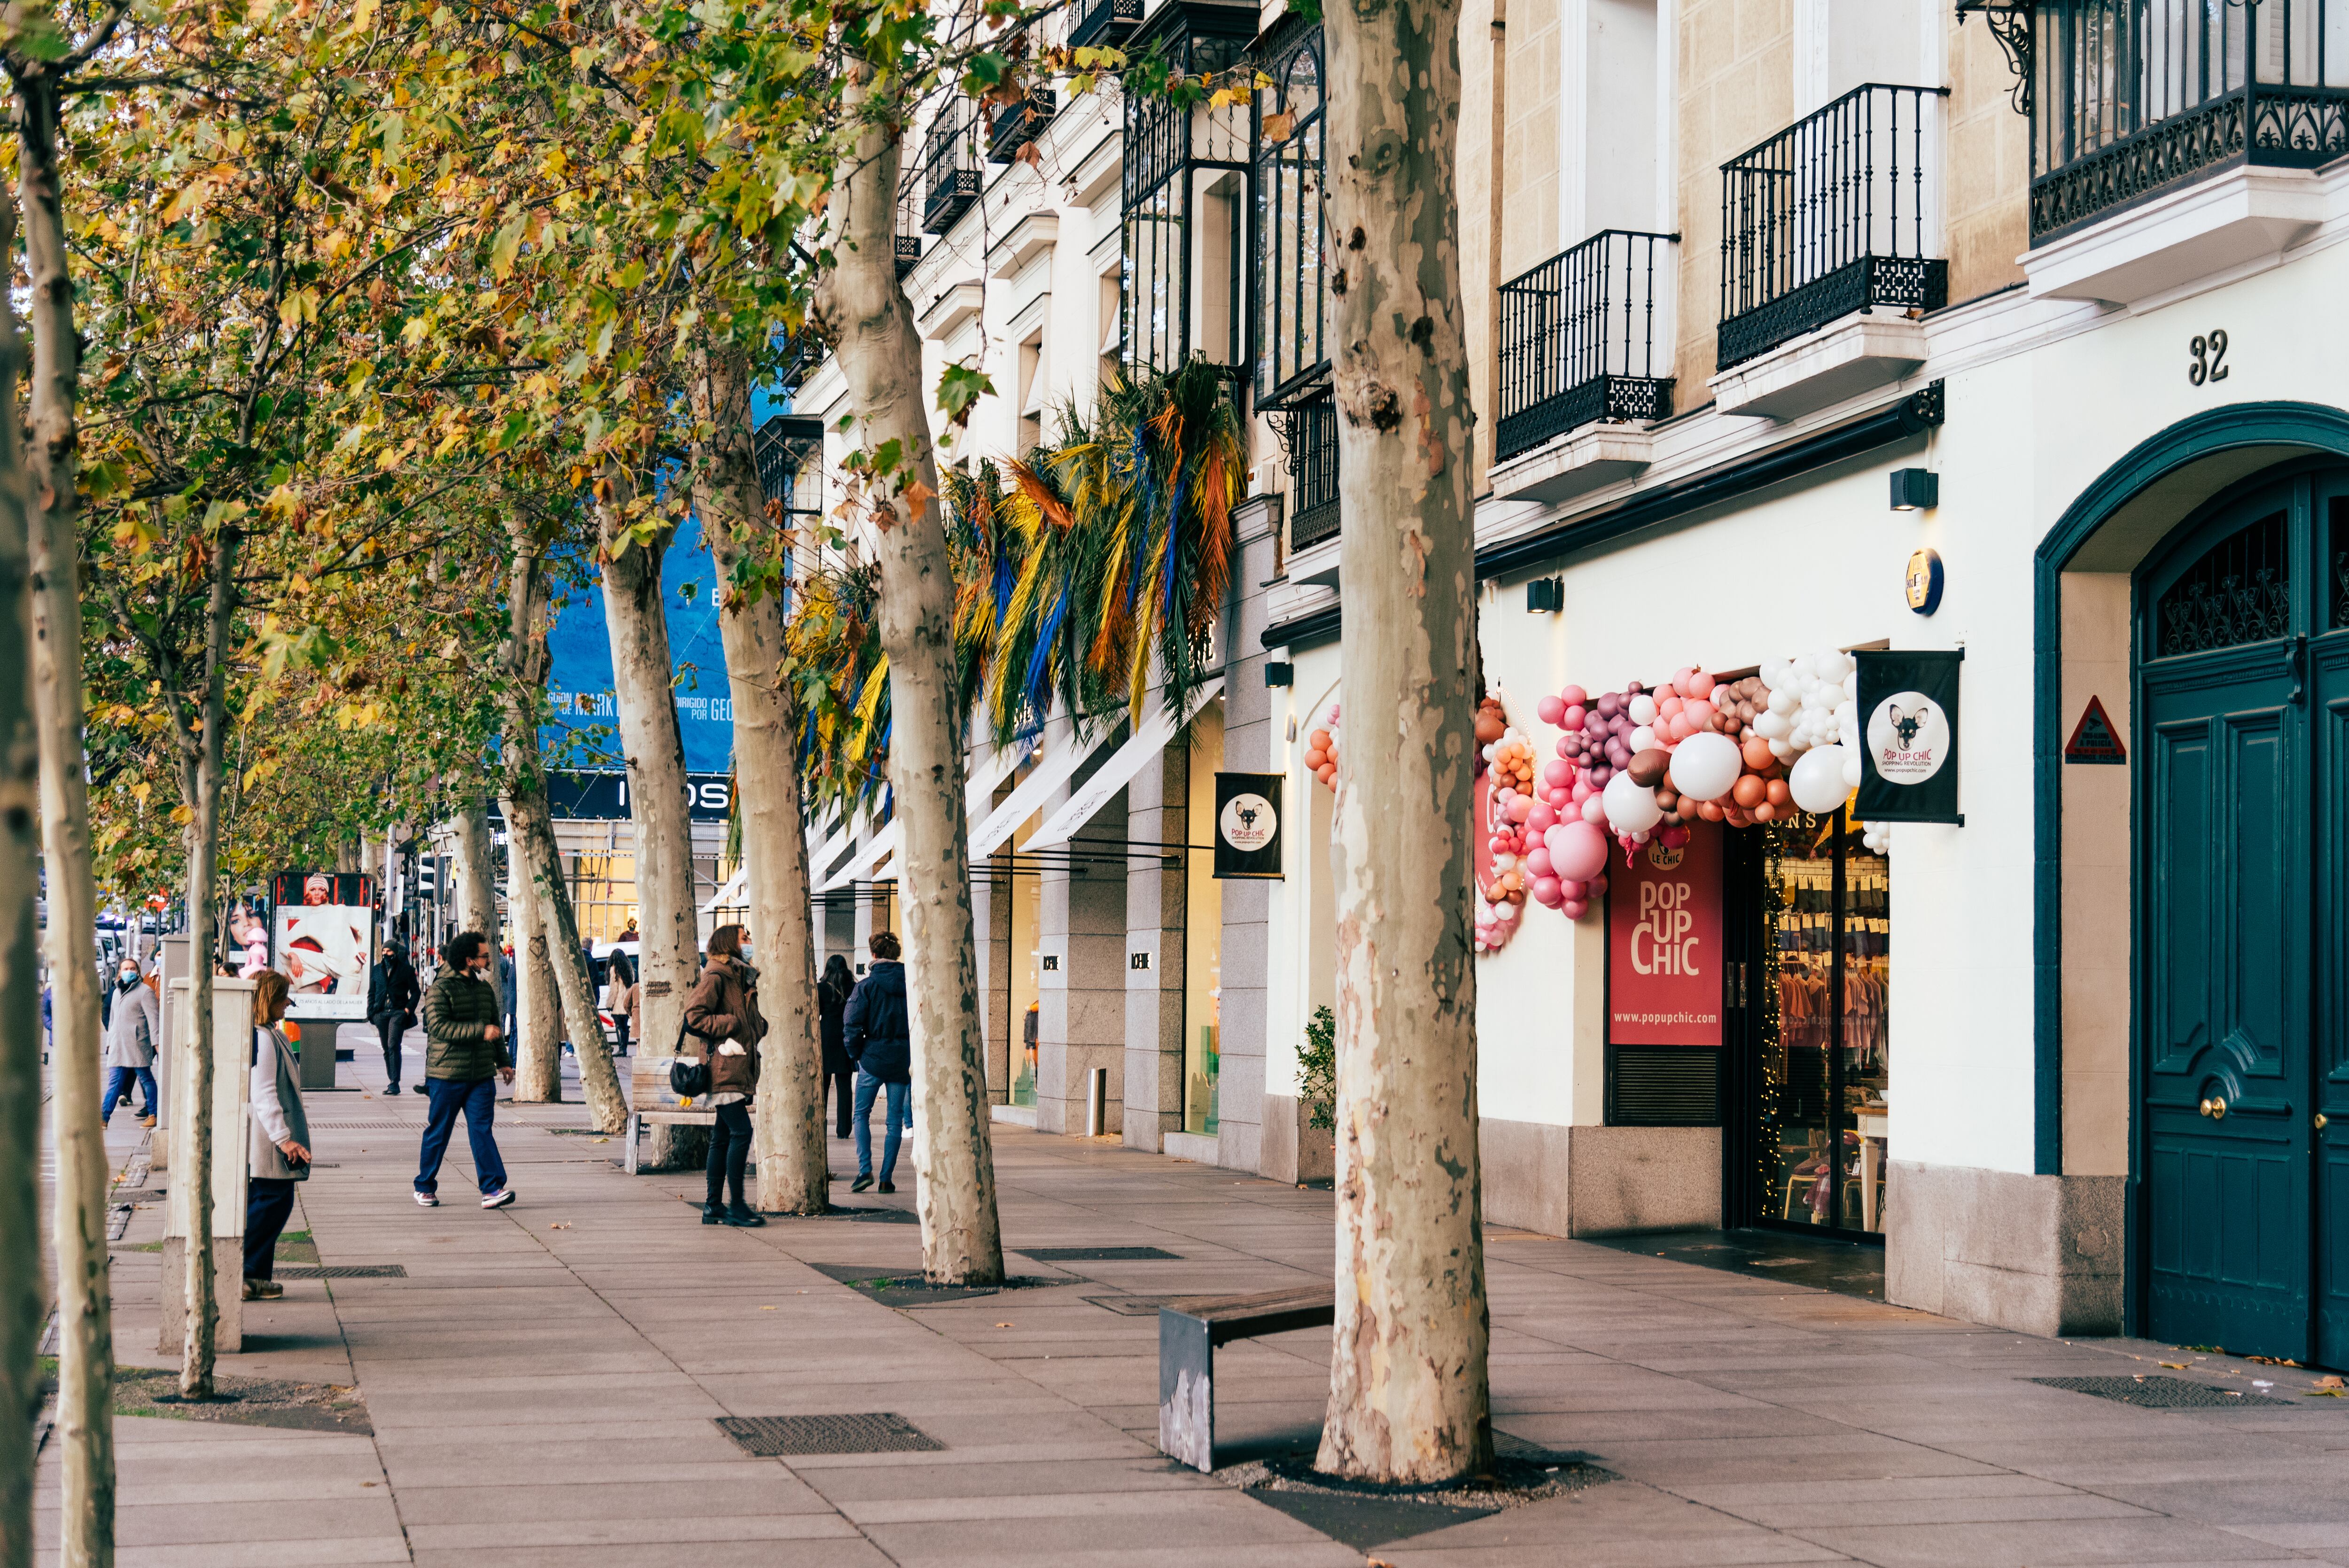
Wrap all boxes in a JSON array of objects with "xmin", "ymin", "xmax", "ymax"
[
  {"xmin": 775, "ymin": 334, "xmax": 826, "ymax": 397},
  {"xmin": 754, "ymin": 415, "xmax": 825, "ymax": 519},
  {"xmin": 2016, "ymin": 0, "xmax": 2348, "ymax": 305},
  {"xmin": 1285, "ymin": 392, "xmax": 1339, "ymax": 565},
  {"xmin": 922, "ymin": 111, "xmax": 979, "ymax": 234},
  {"xmin": 895, "ymin": 235, "xmax": 922, "ymax": 279},
  {"xmin": 1495, "ymin": 230, "xmax": 1675, "ymax": 476},
  {"xmin": 1717, "ymin": 84, "xmax": 1948, "ymax": 374},
  {"xmin": 988, "ymin": 88, "xmax": 1057, "ymax": 164},
  {"xmin": 1067, "ymin": 0, "xmax": 1142, "ymax": 51}
]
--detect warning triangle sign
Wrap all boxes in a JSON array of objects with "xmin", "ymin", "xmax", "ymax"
[{"xmin": 2065, "ymin": 695, "xmax": 2126, "ymax": 765}]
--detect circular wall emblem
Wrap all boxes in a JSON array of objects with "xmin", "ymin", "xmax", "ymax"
[
  {"xmin": 1644, "ymin": 841, "xmax": 1686, "ymax": 871},
  {"xmin": 1905, "ymin": 548, "xmax": 1945, "ymax": 615},
  {"xmin": 1866, "ymin": 691, "xmax": 1952, "ymax": 785},
  {"xmin": 1219, "ymin": 793, "xmax": 1278, "ymax": 852}
]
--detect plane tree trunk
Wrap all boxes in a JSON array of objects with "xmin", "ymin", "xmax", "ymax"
[
  {"xmin": 814, "ymin": 84, "xmax": 1003, "ymax": 1285},
  {"xmin": 1315, "ymin": 0, "xmax": 1493, "ymax": 1486},
  {"xmin": 693, "ymin": 345, "xmax": 827, "ymax": 1214}
]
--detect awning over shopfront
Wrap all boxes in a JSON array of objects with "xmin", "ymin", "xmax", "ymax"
[
  {"xmin": 1021, "ymin": 677, "xmax": 1224, "ymax": 852},
  {"xmin": 966, "ymin": 718, "xmax": 1127, "ymax": 861}
]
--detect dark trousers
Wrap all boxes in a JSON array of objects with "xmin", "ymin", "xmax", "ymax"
[
  {"xmin": 245, "ymin": 1176, "xmax": 298, "ymax": 1281},
  {"xmin": 824, "ymin": 1066, "xmax": 855, "ymax": 1138},
  {"xmin": 374, "ymin": 1015, "xmax": 404, "ymax": 1085},
  {"xmin": 614, "ymin": 1017, "xmax": 630, "ymax": 1056},
  {"xmin": 705, "ymin": 1101, "xmax": 753, "ymax": 1209},
  {"xmin": 416, "ymin": 1076, "xmax": 507, "ymax": 1196},
  {"xmin": 102, "ymin": 1064, "xmax": 157, "ymax": 1121}
]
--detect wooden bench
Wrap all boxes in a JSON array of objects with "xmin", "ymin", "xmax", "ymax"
[
  {"xmin": 621, "ymin": 1108, "xmax": 717, "ymax": 1174},
  {"xmin": 1158, "ymin": 1286, "xmax": 1336, "ymax": 1472}
]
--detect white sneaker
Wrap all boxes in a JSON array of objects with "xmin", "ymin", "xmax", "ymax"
[
  {"xmin": 415, "ymin": 1192, "xmax": 438, "ymax": 1207},
  {"xmin": 481, "ymin": 1188, "xmax": 516, "ymax": 1210}
]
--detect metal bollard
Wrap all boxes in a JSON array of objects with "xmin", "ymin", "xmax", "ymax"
[{"xmin": 1085, "ymin": 1066, "xmax": 1107, "ymax": 1137}]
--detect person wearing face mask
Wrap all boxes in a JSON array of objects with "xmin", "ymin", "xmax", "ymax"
[
  {"xmin": 101, "ymin": 956, "xmax": 161, "ymax": 1126},
  {"xmin": 681, "ymin": 924, "xmax": 766, "ymax": 1226}
]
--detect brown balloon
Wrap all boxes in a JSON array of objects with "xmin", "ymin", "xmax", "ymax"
[{"xmin": 1627, "ymin": 748, "xmax": 1672, "ymax": 787}]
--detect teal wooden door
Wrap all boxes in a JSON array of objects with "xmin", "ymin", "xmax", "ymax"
[
  {"xmin": 2313, "ymin": 494, "xmax": 2349, "ymax": 1369},
  {"xmin": 2139, "ymin": 491, "xmax": 2313, "ymax": 1360}
]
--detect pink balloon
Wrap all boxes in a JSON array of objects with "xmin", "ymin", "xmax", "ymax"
[
  {"xmin": 1659, "ymin": 824, "xmax": 1691, "ymax": 849},
  {"xmin": 1585, "ymin": 873, "xmax": 1608, "ymax": 898},
  {"xmin": 1559, "ymin": 684, "xmax": 1587, "ymax": 707},
  {"xmin": 1526, "ymin": 803, "xmax": 1557, "ymax": 833},
  {"xmin": 1658, "ymin": 693, "xmax": 1684, "ymax": 719},
  {"xmin": 1536, "ymin": 695, "xmax": 1565, "ymax": 726},
  {"xmin": 1506, "ymin": 794, "xmax": 1532, "ymax": 823},
  {"xmin": 1561, "ymin": 899, "xmax": 1589, "ymax": 920},
  {"xmin": 1553, "ymin": 820, "xmax": 1610, "ymax": 881},
  {"xmin": 1525, "ymin": 847, "xmax": 1554, "ymax": 879},
  {"xmin": 1531, "ymin": 876, "xmax": 1563, "ymax": 907},
  {"xmin": 1543, "ymin": 760, "xmax": 1572, "ymax": 789},
  {"xmin": 1683, "ymin": 699, "xmax": 1716, "ymax": 729},
  {"xmin": 1688, "ymin": 670, "xmax": 1714, "ymax": 699},
  {"xmin": 1556, "ymin": 877, "xmax": 1587, "ymax": 902},
  {"xmin": 1571, "ymin": 780, "xmax": 1593, "ymax": 804},
  {"xmin": 1562, "ymin": 705, "xmax": 1586, "ymax": 731}
]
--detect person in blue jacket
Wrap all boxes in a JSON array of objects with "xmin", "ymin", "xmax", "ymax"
[{"xmin": 841, "ymin": 931, "xmax": 912, "ymax": 1193}]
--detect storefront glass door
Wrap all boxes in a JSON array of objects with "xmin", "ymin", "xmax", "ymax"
[{"xmin": 1746, "ymin": 811, "xmax": 1890, "ymax": 1236}]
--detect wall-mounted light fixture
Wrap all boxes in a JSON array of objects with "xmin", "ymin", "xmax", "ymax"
[
  {"xmin": 1263, "ymin": 660, "xmax": 1294, "ymax": 687},
  {"xmin": 1890, "ymin": 468, "xmax": 1940, "ymax": 512},
  {"xmin": 1525, "ymin": 577, "xmax": 1564, "ymax": 613}
]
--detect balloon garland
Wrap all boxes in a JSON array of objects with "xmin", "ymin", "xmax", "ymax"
[{"xmin": 1305, "ymin": 703, "xmax": 1340, "ymax": 792}]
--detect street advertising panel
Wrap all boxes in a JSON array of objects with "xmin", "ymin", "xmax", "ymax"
[
  {"xmin": 270, "ymin": 871, "xmax": 376, "ymax": 1020},
  {"xmin": 1606, "ymin": 823, "xmax": 1724, "ymax": 1046}
]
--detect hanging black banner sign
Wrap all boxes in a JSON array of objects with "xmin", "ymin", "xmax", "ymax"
[
  {"xmin": 1213, "ymin": 772, "xmax": 1285, "ymax": 879},
  {"xmin": 1855, "ymin": 649, "xmax": 1963, "ymax": 823}
]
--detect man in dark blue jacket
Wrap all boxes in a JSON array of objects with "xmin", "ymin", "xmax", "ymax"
[{"xmin": 841, "ymin": 931, "xmax": 912, "ymax": 1192}]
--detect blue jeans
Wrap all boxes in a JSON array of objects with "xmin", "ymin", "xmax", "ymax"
[
  {"xmin": 416, "ymin": 1076, "xmax": 507, "ymax": 1196},
  {"xmin": 102, "ymin": 1065, "xmax": 157, "ymax": 1121},
  {"xmin": 853, "ymin": 1073, "xmax": 910, "ymax": 1181}
]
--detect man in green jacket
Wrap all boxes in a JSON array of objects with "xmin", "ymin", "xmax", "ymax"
[{"xmin": 415, "ymin": 930, "xmax": 517, "ymax": 1209}]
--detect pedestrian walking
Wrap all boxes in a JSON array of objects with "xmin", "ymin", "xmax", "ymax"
[
  {"xmin": 101, "ymin": 955, "xmax": 160, "ymax": 1126},
  {"xmin": 682, "ymin": 924, "xmax": 767, "ymax": 1226},
  {"xmin": 245, "ymin": 970, "xmax": 311, "ymax": 1301},
  {"xmin": 842, "ymin": 931, "xmax": 912, "ymax": 1194},
  {"xmin": 818, "ymin": 955, "xmax": 856, "ymax": 1139},
  {"xmin": 498, "ymin": 942, "xmax": 516, "ymax": 1044},
  {"xmin": 611, "ymin": 958, "xmax": 639, "ymax": 1056},
  {"xmin": 366, "ymin": 939, "xmax": 422, "ymax": 1096},
  {"xmin": 414, "ymin": 930, "xmax": 516, "ymax": 1210}
]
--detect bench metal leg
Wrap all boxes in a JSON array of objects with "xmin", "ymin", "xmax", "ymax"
[
  {"xmin": 1159, "ymin": 1312, "xmax": 1214, "ymax": 1471},
  {"xmin": 623, "ymin": 1113, "xmax": 640, "ymax": 1175}
]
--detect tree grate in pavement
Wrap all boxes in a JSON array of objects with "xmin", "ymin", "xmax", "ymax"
[
  {"xmin": 276, "ymin": 1265, "xmax": 407, "ymax": 1279},
  {"xmin": 2031, "ymin": 1375, "xmax": 2293, "ymax": 1408},
  {"xmin": 716, "ymin": 1413, "xmax": 944, "ymax": 1456},
  {"xmin": 1019, "ymin": 1246, "xmax": 1181, "ymax": 1261}
]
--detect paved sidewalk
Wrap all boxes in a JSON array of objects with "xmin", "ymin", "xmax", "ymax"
[{"xmin": 40, "ymin": 1040, "xmax": 2349, "ymax": 1566}]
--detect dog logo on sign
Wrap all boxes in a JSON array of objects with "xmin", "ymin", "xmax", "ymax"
[
  {"xmin": 1866, "ymin": 691, "xmax": 1952, "ymax": 785},
  {"xmin": 1219, "ymin": 793, "xmax": 1277, "ymax": 853}
]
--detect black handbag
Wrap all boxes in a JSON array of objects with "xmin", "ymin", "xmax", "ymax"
[{"xmin": 668, "ymin": 1018, "xmax": 712, "ymax": 1098}]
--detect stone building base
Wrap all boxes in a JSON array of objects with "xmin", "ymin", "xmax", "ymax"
[
  {"xmin": 1883, "ymin": 1161, "xmax": 2124, "ymax": 1336},
  {"xmin": 1479, "ymin": 1119, "xmax": 1721, "ymax": 1237}
]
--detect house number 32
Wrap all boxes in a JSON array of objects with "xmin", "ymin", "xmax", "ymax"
[{"xmin": 2189, "ymin": 330, "xmax": 2231, "ymax": 386}]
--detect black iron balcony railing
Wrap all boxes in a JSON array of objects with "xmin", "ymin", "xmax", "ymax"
[
  {"xmin": 1495, "ymin": 230, "xmax": 1675, "ymax": 463},
  {"xmin": 1068, "ymin": 0, "xmax": 1143, "ymax": 50},
  {"xmin": 1718, "ymin": 83, "xmax": 1949, "ymax": 371},
  {"xmin": 895, "ymin": 235, "xmax": 922, "ymax": 278},
  {"xmin": 2024, "ymin": 0, "xmax": 2349, "ymax": 241},
  {"xmin": 922, "ymin": 111, "xmax": 979, "ymax": 234},
  {"xmin": 1287, "ymin": 393, "xmax": 1339, "ymax": 552},
  {"xmin": 754, "ymin": 414, "xmax": 826, "ymax": 519},
  {"xmin": 988, "ymin": 88, "xmax": 1057, "ymax": 164},
  {"xmin": 775, "ymin": 334, "xmax": 826, "ymax": 397}
]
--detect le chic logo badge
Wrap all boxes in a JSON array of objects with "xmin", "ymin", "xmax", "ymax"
[
  {"xmin": 1867, "ymin": 691, "xmax": 1952, "ymax": 785},
  {"xmin": 1219, "ymin": 793, "xmax": 1277, "ymax": 853}
]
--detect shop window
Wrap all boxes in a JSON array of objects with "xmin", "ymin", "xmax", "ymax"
[
  {"xmin": 1120, "ymin": 2, "xmax": 1253, "ymax": 375},
  {"xmin": 2154, "ymin": 510, "xmax": 2289, "ymax": 658},
  {"xmin": 1747, "ymin": 812, "xmax": 1890, "ymax": 1236}
]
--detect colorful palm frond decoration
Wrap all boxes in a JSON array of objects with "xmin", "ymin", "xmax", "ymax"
[
  {"xmin": 989, "ymin": 358, "xmax": 1242, "ymax": 743},
  {"xmin": 784, "ymin": 556, "xmax": 890, "ymax": 820},
  {"xmin": 943, "ymin": 458, "xmax": 1025, "ymax": 722}
]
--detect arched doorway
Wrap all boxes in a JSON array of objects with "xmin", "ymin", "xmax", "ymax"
[{"xmin": 2135, "ymin": 460, "xmax": 2349, "ymax": 1363}]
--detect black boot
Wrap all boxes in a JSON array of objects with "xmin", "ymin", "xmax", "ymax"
[
  {"xmin": 701, "ymin": 1196, "xmax": 724, "ymax": 1225},
  {"xmin": 723, "ymin": 1202, "xmax": 766, "ymax": 1227}
]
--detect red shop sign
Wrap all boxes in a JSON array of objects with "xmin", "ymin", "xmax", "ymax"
[{"xmin": 1607, "ymin": 823, "xmax": 1724, "ymax": 1046}]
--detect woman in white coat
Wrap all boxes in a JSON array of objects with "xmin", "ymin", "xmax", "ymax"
[
  {"xmin": 101, "ymin": 957, "xmax": 159, "ymax": 1126},
  {"xmin": 245, "ymin": 970, "xmax": 312, "ymax": 1301}
]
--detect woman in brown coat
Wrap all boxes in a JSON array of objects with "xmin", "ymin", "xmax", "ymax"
[{"xmin": 683, "ymin": 924, "xmax": 766, "ymax": 1226}]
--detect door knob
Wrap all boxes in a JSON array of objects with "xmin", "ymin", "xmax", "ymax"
[
  {"xmin": 2318, "ymin": 1113, "xmax": 2330, "ymax": 1130},
  {"xmin": 2201, "ymin": 1097, "xmax": 2227, "ymax": 1119}
]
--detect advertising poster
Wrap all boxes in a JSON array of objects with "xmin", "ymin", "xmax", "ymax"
[
  {"xmin": 1212, "ymin": 772, "xmax": 1284, "ymax": 879},
  {"xmin": 1855, "ymin": 648, "xmax": 1963, "ymax": 823},
  {"xmin": 271, "ymin": 871, "xmax": 376, "ymax": 1020},
  {"xmin": 1606, "ymin": 823, "xmax": 1724, "ymax": 1046}
]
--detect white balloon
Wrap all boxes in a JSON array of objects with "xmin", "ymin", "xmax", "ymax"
[
  {"xmin": 1581, "ymin": 794, "xmax": 1610, "ymax": 826},
  {"xmin": 1769, "ymin": 737, "xmax": 1796, "ymax": 762},
  {"xmin": 1835, "ymin": 700, "xmax": 1859, "ymax": 734},
  {"xmin": 1792, "ymin": 654, "xmax": 1816, "ymax": 681},
  {"xmin": 1629, "ymin": 725, "xmax": 1657, "ymax": 753},
  {"xmin": 1494, "ymin": 853, "xmax": 1518, "ymax": 871},
  {"xmin": 1761, "ymin": 659, "xmax": 1790, "ymax": 688},
  {"xmin": 1767, "ymin": 686, "xmax": 1798, "ymax": 714},
  {"xmin": 1666, "ymin": 730, "xmax": 1742, "ymax": 802},
  {"xmin": 1842, "ymin": 672, "xmax": 1858, "ymax": 700},
  {"xmin": 1753, "ymin": 709, "xmax": 1791, "ymax": 740},
  {"xmin": 1789, "ymin": 745, "xmax": 1852, "ymax": 814},
  {"xmin": 1496, "ymin": 900, "xmax": 1518, "ymax": 922},
  {"xmin": 1627, "ymin": 694, "xmax": 1657, "ymax": 726},
  {"xmin": 1842, "ymin": 750, "xmax": 1863, "ymax": 789},
  {"xmin": 1603, "ymin": 771, "xmax": 1664, "ymax": 834}
]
